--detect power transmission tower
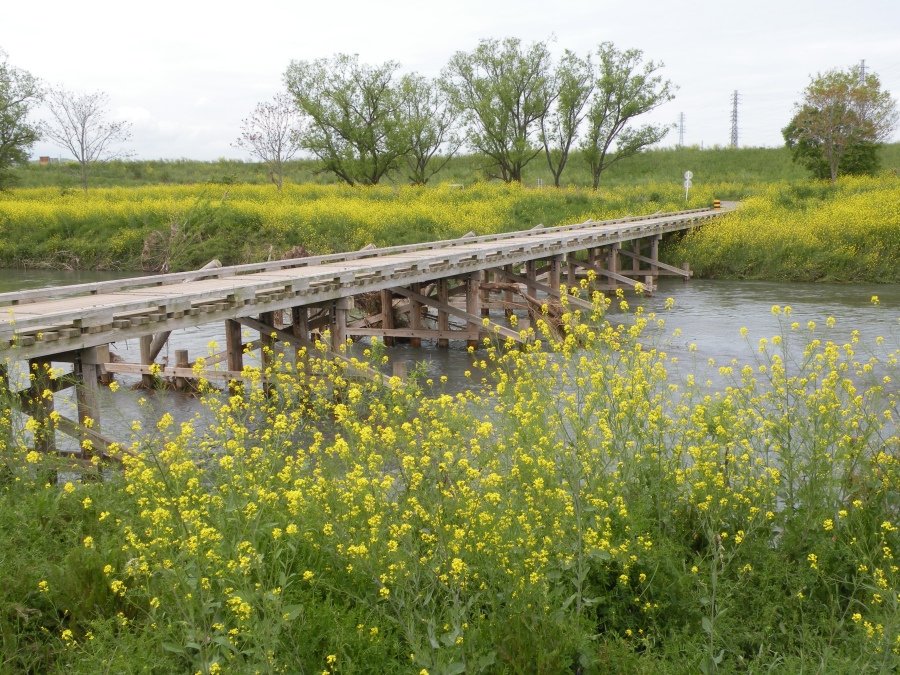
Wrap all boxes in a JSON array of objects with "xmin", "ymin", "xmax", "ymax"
[
  {"xmin": 859, "ymin": 59, "xmax": 867, "ymax": 84},
  {"xmin": 730, "ymin": 90, "xmax": 739, "ymax": 148},
  {"xmin": 678, "ymin": 112, "xmax": 685, "ymax": 147}
]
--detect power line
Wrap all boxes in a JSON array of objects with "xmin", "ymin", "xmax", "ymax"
[{"xmin": 731, "ymin": 89, "xmax": 738, "ymax": 148}]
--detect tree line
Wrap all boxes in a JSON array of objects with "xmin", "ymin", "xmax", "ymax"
[
  {"xmin": 1, "ymin": 42, "xmax": 897, "ymax": 192},
  {"xmin": 236, "ymin": 38, "xmax": 675, "ymax": 190}
]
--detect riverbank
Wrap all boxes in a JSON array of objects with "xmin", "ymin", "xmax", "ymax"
[
  {"xmin": 0, "ymin": 181, "xmax": 720, "ymax": 271},
  {"xmin": 668, "ymin": 174, "xmax": 900, "ymax": 283},
  {"xmin": 1, "ymin": 298, "xmax": 896, "ymax": 672}
]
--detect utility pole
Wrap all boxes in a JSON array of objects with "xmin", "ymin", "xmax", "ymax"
[
  {"xmin": 678, "ymin": 112, "xmax": 685, "ymax": 147},
  {"xmin": 730, "ymin": 90, "xmax": 739, "ymax": 148}
]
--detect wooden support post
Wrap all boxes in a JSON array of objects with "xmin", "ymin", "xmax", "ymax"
[
  {"xmin": 259, "ymin": 311, "xmax": 276, "ymax": 395},
  {"xmin": 28, "ymin": 358, "xmax": 56, "ymax": 454},
  {"xmin": 139, "ymin": 334, "xmax": 155, "ymax": 389},
  {"xmin": 549, "ymin": 255, "xmax": 562, "ymax": 295},
  {"xmin": 525, "ymin": 260, "xmax": 538, "ymax": 297},
  {"xmin": 437, "ymin": 279, "xmax": 450, "ymax": 349},
  {"xmin": 466, "ymin": 272, "xmax": 482, "ymax": 349},
  {"xmin": 651, "ymin": 234, "xmax": 661, "ymax": 278},
  {"xmin": 73, "ymin": 348, "xmax": 102, "ymax": 459},
  {"xmin": 96, "ymin": 344, "xmax": 114, "ymax": 385},
  {"xmin": 481, "ymin": 270, "xmax": 491, "ymax": 317},
  {"xmin": 332, "ymin": 298, "xmax": 350, "ymax": 352},
  {"xmin": 259, "ymin": 311, "xmax": 276, "ymax": 371},
  {"xmin": 609, "ymin": 243, "xmax": 620, "ymax": 278},
  {"xmin": 409, "ymin": 283, "xmax": 423, "ymax": 348},
  {"xmin": 503, "ymin": 265, "xmax": 515, "ymax": 319},
  {"xmin": 225, "ymin": 319, "xmax": 244, "ymax": 372},
  {"xmin": 566, "ymin": 253, "xmax": 578, "ymax": 287},
  {"xmin": 682, "ymin": 261, "xmax": 691, "ymax": 283},
  {"xmin": 631, "ymin": 239, "xmax": 641, "ymax": 276},
  {"xmin": 291, "ymin": 306, "xmax": 310, "ymax": 366},
  {"xmin": 174, "ymin": 350, "xmax": 189, "ymax": 391},
  {"xmin": 381, "ymin": 289, "xmax": 395, "ymax": 346}
]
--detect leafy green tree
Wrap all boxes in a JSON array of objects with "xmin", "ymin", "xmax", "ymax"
[
  {"xmin": 541, "ymin": 50, "xmax": 593, "ymax": 187},
  {"xmin": 399, "ymin": 74, "xmax": 461, "ymax": 185},
  {"xmin": 43, "ymin": 87, "xmax": 132, "ymax": 191},
  {"xmin": 284, "ymin": 54, "xmax": 408, "ymax": 186},
  {"xmin": 443, "ymin": 38, "xmax": 555, "ymax": 183},
  {"xmin": 783, "ymin": 66, "xmax": 897, "ymax": 183},
  {"xmin": 0, "ymin": 50, "xmax": 41, "ymax": 189},
  {"xmin": 582, "ymin": 42, "xmax": 675, "ymax": 189}
]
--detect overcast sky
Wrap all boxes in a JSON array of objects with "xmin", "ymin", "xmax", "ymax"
[{"xmin": 3, "ymin": 0, "xmax": 899, "ymax": 161}]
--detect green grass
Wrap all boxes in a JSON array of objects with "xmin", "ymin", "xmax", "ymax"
[{"xmin": 13, "ymin": 143, "xmax": 900, "ymax": 191}]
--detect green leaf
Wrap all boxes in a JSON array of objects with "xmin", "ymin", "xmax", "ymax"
[{"xmin": 701, "ymin": 616, "xmax": 713, "ymax": 635}]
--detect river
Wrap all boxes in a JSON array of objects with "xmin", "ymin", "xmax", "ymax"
[{"xmin": 1, "ymin": 269, "xmax": 897, "ymax": 450}]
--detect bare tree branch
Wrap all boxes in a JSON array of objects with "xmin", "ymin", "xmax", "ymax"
[
  {"xmin": 42, "ymin": 87, "xmax": 131, "ymax": 191},
  {"xmin": 233, "ymin": 93, "xmax": 303, "ymax": 190}
]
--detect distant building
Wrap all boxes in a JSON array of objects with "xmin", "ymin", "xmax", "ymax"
[{"xmin": 39, "ymin": 156, "xmax": 50, "ymax": 166}]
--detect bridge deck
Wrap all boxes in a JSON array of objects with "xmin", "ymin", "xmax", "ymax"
[{"xmin": 0, "ymin": 206, "xmax": 730, "ymax": 361}]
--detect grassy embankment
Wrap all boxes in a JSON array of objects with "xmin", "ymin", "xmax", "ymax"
[
  {"xmin": 12, "ymin": 143, "xmax": 900, "ymax": 190},
  {"xmin": 0, "ymin": 181, "xmax": 722, "ymax": 271},
  {"xmin": 1, "ymin": 171, "xmax": 898, "ymax": 282},
  {"xmin": 1, "ymin": 296, "xmax": 897, "ymax": 672}
]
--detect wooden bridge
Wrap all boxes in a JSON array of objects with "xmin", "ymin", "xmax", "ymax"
[{"xmin": 0, "ymin": 204, "xmax": 731, "ymax": 457}]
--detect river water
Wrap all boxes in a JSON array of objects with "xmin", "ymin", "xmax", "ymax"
[{"xmin": 1, "ymin": 269, "xmax": 897, "ymax": 450}]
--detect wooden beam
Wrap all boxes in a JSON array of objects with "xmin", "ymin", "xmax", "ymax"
[
  {"xmin": 236, "ymin": 315, "xmax": 386, "ymax": 383},
  {"xmin": 466, "ymin": 272, "xmax": 482, "ymax": 348},
  {"xmin": 225, "ymin": 319, "xmax": 243, "ymax": 373},
  {"xmin": 580, "ymin": 259, "xmax": 642, "ymax": 289},
  {"xmin": 139, "ymin": 335, "xmax": 154, "ymax": 388},
  {"xmin": 73, "ymin": 348, "xmax": 102, "ymax": 459},
  {"xmin": 391, "ymin": 286, "xmax": 523, "ymax": 344},
  {"xmin": 27, "ymin": 357, "xmax": 56, "ymax": 453},
  {"xmin": 437, "ymin": 279, "xmax": 450, "ymax": 349},
  {"xmin": 381, "ymin": 289, "xmax": 395, "ymax": 346},
  {"xmin": 332, "ymin": 298, "xmax": 350, "ymax": 351},
  {"xmin": 499, "ymin": 270, "xmax": 595, "ymax": 312},
  {"xmin": 616, "ymin": 247, "xmax": 691, "ymax": 277},
  {"xmin": 409, "ymin": 282, "xmax": 423, "ymax": 348}
]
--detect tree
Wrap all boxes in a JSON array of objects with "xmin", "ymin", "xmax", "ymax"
[
  {"xmin": 581, "ymin": 43, "xmax": 675, "ymax": 189},
  {"xmin": 43, "ymin": 87, "xmax": 131, "ymax": 191},
  {"xmin": 233, "ymin": 93, "xmax": 303, "ymax": 190},
  {"xmin": 284, "ymin": 54, "xmax": 408, "ymax": 186},
  {"xmin": 541, "ymin": 50, "xmax": 593, "ymax": 187},
  {"xmin": 783, "ymin": 66, "xmax": 898, "ymax": 183},
  {"xmin": 399, "ymin": 74, "xmax": 461, "ymax": 185},
  {"xmin": 443, "ymin": 38, "xmax": 555, "ymax": 183},
  {"xmin": 0, "ymin": 50, "xmax": 41, "ymax": 189}
]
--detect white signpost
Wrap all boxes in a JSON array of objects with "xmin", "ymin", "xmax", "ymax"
[{"xmin": 683, "ymin": 170, "xmax": 693, "ymax": 203}]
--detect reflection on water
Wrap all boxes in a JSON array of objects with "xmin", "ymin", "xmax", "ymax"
[{"xmin": 2, "ymin": 268, "xmax": 897, "ymax": 450}]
